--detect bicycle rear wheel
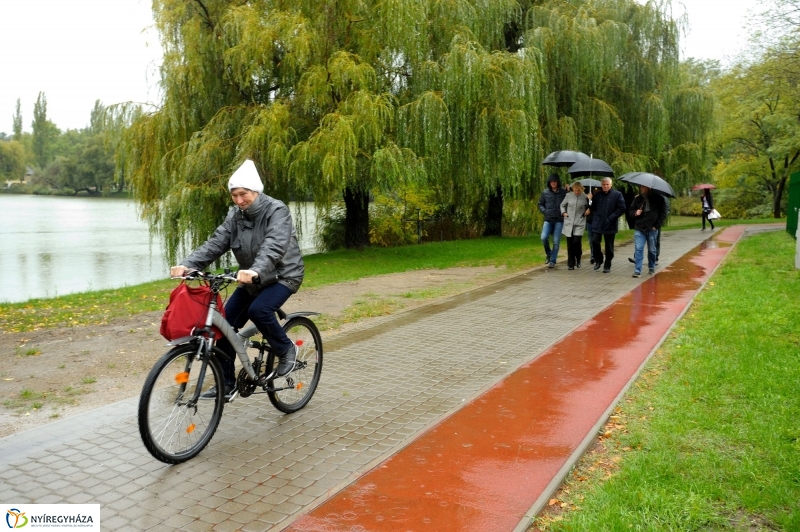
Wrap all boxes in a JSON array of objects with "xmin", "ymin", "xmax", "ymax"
[
  {"xmin": 138, "ymin": 344, "xmax": 225, "ymax": 464},
  {"xmin": 267, "ymin": 316, "xmax": 323, "ymax": 414}
]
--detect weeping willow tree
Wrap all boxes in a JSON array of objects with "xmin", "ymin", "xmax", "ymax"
[
  {"xmin": 118, "ymin": 0, "xmax": 713, "ymax": 257},
  {"xmin": 523, "ymin": 0, "xmax": 714, "ymax": 191}
]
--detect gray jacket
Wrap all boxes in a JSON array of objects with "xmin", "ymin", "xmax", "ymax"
[
  {"xmin": 560, "ymin": 192, "xmax": 590, "ymax": 236},
  {"xmin": 181, "ymin": 193, "xmax": 304, "ymax": 294}
]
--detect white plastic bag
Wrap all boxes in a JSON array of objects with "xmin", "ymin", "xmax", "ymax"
[{"xmin": 707, "ymin": 209, "xmax": 721, "ymax": 220}]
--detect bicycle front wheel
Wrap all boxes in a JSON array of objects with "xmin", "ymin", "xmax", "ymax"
[
  {"xmin": 138, "ymin": 344, "xmax": 225, "ymax": 464},
  {"xmin": 267, "ymin": 316, "xmax": 323, "ymax": 414}
]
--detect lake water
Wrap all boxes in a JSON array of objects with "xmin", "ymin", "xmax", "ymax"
[{"xmin": 0, "ymin": 195, "xmax": 317, "ymax": 303}]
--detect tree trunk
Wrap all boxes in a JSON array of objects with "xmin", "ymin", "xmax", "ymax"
[
  {"xmin": 483, "ymin": 186, "xmax": 503, "ymax": 236},
  {"xmin": 343, "ymin": 186, "xmax": 370, "ymax": 249},
  {"xmin": 773, "ymin": 175, "xmax": 787, "ymax": 218}
]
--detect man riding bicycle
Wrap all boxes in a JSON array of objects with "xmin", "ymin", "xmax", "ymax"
[{"xmin": 170, "ymin": 159, "xmax": 305, "ymax": 400}]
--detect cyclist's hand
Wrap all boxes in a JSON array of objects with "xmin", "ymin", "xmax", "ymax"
[
  {"xmin": 237, "ymin": 269, "xmax": 258, "ymax": 284},
  {"xmin": 171, "ymin": 265, "xmax": 189, "ymax": 278}
]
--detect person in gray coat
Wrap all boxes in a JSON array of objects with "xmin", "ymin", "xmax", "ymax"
[
  {"xmin": 560, "ymin": 182, "xmax": 590, "ymax": 270},
  {"xmin": 170, "ymin": 159, "xmax": 305, "ymax": 399}
]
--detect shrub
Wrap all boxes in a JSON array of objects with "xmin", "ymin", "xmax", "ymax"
[
  {"xmin": 314, "ymin": 205, "xmax": 346, "ymax": 252},
  {"xmin": 503, "ymin": 199, "xmax": 540, "ymax": 236}
]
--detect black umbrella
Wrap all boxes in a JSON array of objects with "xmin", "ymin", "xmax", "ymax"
[
  {"xmin": 619, "ymin": 172, "xmax": 676, "ymax": 198},
  {"xmin": 542, "ymin": 150, "xmax": 591, "ymax": 167},
  {"xmin": 567, "ymin": 158, "xmax": 614, "ymax": 177},
  {"xmin": 577, "ymin": 178, "xmax": 602, "ymax": 188}
]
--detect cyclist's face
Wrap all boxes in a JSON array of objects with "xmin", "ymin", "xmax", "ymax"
[{"xmin": 231, "ymin": 188, "xmax": 258, "ymax": 209}]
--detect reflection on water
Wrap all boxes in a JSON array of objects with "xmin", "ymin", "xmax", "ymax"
[{"xmin": 0, "ymin": 195, "xmax": 317, "ymax": 303}]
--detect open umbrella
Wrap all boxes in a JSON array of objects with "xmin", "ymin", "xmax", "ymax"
[
  {"xmin": 542, "ymin": 150, "xmax": 591, "ymax": 167},
  {"xmin": 691, "ymin": 183, "xmax": 716, "ymax": 191},
  {"xmin": 567, "ymin": 158, "xmax": 614, "ymax": 177},
  {"xmin": 619, "ymin": 172, "xmax": 676, "ymax": 198},
  {"xmin": 577, "ymin": 178, "xmax": 602, "ymax": 188}
]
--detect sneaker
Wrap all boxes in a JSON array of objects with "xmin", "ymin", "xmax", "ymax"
[
  {"xmin": 628, "ymin": 257, "xmax": 635, "ymax": 264},
  {"xmin": 648, "ymin": 268, "xmax": 655, "ymax": 275},
  {"xmin": 568, "ymin": 266, "xmax": 574, "ymax": 270},
  {"xmin": 545, "ymin": 254, "xmax": 551, "ymax": 264},
  {"xmin": 276, "ymin": 344, "xmax": 297, "ymax": 377},
  {"xmin": 603, "ymin": 267, "xmax": 610, "ymax": 273},
  {"xmin": 576, "ymin": 262, "xmax": 581, "ymax": 269},
  {"xmin": 547, "ymin": 262, "xmax": 555, "ymax": 269},
  {"xmin": 200, "ymin": 384, "xmax": 235, "ymax": 401},
  {"xmin": 632, "ymin": 272, "xmax": 641, "ymax": 278}
]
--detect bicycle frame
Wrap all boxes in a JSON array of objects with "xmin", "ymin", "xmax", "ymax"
[{"xmin": 165, "ymin": 284, "xmax": 318, "ymax": 382}]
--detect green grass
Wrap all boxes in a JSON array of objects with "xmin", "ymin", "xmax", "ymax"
[
  {"xmin": 0, "ymin": 235, "xmax": 542, "ymax": 333},
  {"xmin": 3, "ymin": 385, "xmax": 88, "ymax": 412},
  {"xmin": 534, "ymin": 230, "xmax": 800, "ymax": 531}
]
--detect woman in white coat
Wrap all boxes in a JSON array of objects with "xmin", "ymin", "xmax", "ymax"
[{"xmin": 560, "ymin": 182, "xmax": 591, "ymax": 270}]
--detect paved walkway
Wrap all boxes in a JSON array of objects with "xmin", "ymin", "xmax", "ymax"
[{"xmin": 0, "ymin": 226, "xmax": 763, "ymax": 531}]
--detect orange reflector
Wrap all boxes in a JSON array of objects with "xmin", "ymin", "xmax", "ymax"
[
  {"xmin": 186, "ymin": 423, "xmax": 196, "ymax": 434},
  {"xmin": 296, "ymin": 340, "xmax": 304, "ymax": 346},
  {"xmin": 296, "ymin": 382, "xmax": 304, "ymax": 390},
  {"xmin": 175, "ymin": 372, "xmax": 189, "ymax": 384}
]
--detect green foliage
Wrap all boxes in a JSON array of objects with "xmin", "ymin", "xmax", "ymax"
[
  {"xmin": 31, "ymin": 92, "xmax": 59, "ymax": 170},
  {"xmin": 314, "ymin": 205, "xmax": 347, "ymax": 252},
  {"xmin": 669, "ymin": 195, "xmax": 702, "ymax": 216},
  {"xmin": 715, "ymin": 176, "xmax": 780, "ymax": 219},
  {"xmin": 503, "ymin": 199, "xmax": 540, "ymax": 236},
  {"xmin": 0, "ymin": 140, "xmax": 26, "ymax": 181},
  {"xmin": 710, "ymin": 56, "xmax": 800, "ymax": 218},
  {"xmin": 12, "ymin": 99, "xmax": 23, "ymax": 141},
  {"xmin": 116, "ymin": 0, "xmax": 714, "ymax": 257}
]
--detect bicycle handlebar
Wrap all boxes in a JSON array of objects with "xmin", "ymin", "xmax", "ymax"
[{"xmin": 174, "ymin": 270, "xmax": 264, "ymax": 283}]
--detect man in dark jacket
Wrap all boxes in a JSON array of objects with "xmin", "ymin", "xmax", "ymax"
[
  {"xmin": 588, "ymin": 177, "xmax": 626, "ymax": 273},
  {"xmin": 629, "ymin": 185, "xmax": 668, "ymax": 277},
  {"xmin": 537, "ymin": 174, "xmax": 567, "ymax": 268},
  {"xmin": 170, "ymin": 159, "xmax": 305, "ymax": 400}
]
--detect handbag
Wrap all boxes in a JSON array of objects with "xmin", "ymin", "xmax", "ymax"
[
  {"xmin": 160, "ymin": 281, "xmax": 225, "ymax": 340},
  {"xmin": 707, "ymin": 209, "xmax": 721, "ymax": 220}
]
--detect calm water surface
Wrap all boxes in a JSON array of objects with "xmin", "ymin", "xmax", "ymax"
[{"xmin": 0, "ymin": 195, "xmax": 316, "ymax": 303}]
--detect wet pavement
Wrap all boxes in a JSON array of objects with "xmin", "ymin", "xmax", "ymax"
[{"xmin": 0, "ymin": 226, "xmax": 768, "ymax": 531}]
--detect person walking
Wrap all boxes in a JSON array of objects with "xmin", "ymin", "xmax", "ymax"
[
  {"xmin": 560, "ymin": 182, "xmax": 591, "ymax": 270},
  {"xmin": 588, "ymin": 177, "xmax": 626, "ymax": 273},
  {"xmin": 629, "ymin": 185, "xmax": 668, "ymax": 277},
  {"xmin": 170, "ymin": 159, "xmax": 305, "ymax": 400},
  {"xmin": 700, "ymin": 188, "xmax": 715, "ymax": 230},
  {"xmin": 586, "ymin": 188, "xmax": 596, "ymax": 264},
  {"xmin": 538, "ymin": 173, "xmax": 567, "ymax": 268}
]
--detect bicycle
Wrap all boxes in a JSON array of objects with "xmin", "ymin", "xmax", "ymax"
[{"xmin": 138, "ymin": 271, "xmax": 323, "ymax": 464}]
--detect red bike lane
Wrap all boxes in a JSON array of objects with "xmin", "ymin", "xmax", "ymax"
[{"xmin": 285, "ymin": 227, "xmax": 745, "ymax": 532}]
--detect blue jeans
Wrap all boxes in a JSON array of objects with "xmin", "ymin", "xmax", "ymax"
[
  {"xmin": 541, "ymin": 220, "xmax": 563, "ymax": 264},
  {"xmin": 216, "ymin": 283, "xmax": 295, "ymax": 387},
  {"xmin": 633, "ymin": 229, "xmax": 658, "ymax": 274}
]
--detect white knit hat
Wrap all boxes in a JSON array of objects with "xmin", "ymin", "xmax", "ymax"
[{"xmin": 227, "ymin": 159, "xmax": 264, "ymax": 193}]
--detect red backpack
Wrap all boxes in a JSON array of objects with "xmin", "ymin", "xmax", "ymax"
[{"xmin": 160, "ymin": 282, "xmax": 226, "ymax": 341}]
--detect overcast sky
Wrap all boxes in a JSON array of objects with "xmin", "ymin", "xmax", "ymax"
[{"xmin": 0, "ymin": 0, "xmax": 761, "ymax": 134}]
